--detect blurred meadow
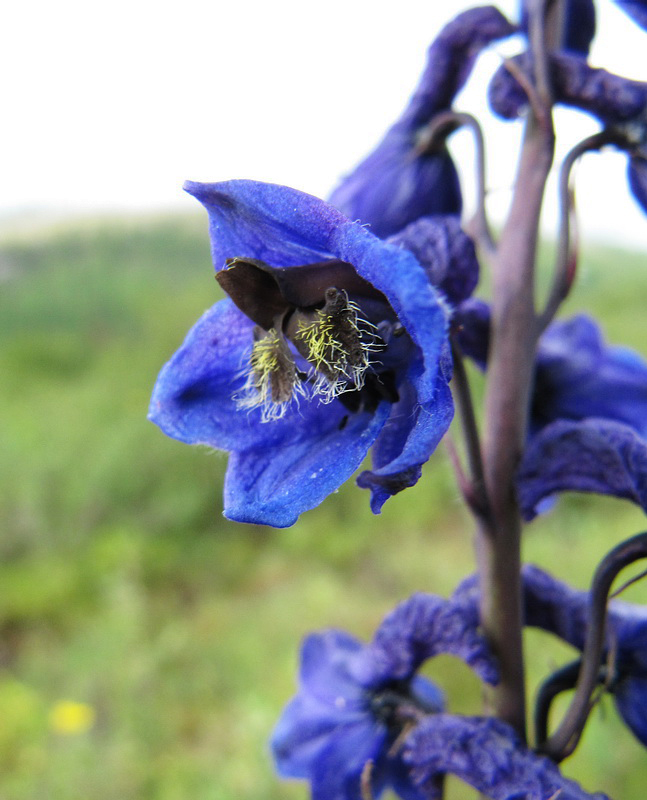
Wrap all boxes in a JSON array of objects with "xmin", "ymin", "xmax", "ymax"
[{"xmin": 1, "ymin": 215, "xmax": 646, "ymax": 799}]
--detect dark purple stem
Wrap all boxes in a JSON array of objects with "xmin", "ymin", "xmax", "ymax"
[
  {"xmin": 539, "ymin": 130, "xmax": 623, "ymax": 330},
  {"xmin": 420, "ymin": 109, "xmax": 496, "ymax": 259},
  {"xmin": 539, "ymin": 531, "xmax": 647, "ymax": 760},
  {"xmin": 477, "ymin": 0, "xmax": 556, "ymax": 738}
]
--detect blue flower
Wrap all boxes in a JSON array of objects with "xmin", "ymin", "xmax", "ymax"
[
  {"xmin": 328, "ymin": 6, "xmax": 515, "ymax": 238},
  {"xmin": 148, "ymin": 180, "xmax": 481, "ymax": 526},
  {"xmin": 523, "ymin": 564, "xmax": 647, "ymax": 748},
  {"xmin": 404, "ymin": 713, "xmax": 610, "ymax": 799},
  {"xmin": 454, "ymin": 302, "xmax": 647, "ymax": 519},
  {"xmin": 517, "ymin": 316, "xmax": 647, "ymax": 518},
  {"xmin": 271, "ymin": 591, "xmax": 498, "ymax": 800}
]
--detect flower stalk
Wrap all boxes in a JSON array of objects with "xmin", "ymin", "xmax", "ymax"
[{"xmin": 476, "ymin": 0, "xmax": 557, "ymax": 737}]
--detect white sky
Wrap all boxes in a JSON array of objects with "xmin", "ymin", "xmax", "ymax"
[{"xmin": 2, "ymin": 0, "xmax": 646, "ymax": 247}]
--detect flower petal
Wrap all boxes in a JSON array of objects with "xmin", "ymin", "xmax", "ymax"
[
  {"xmin": 357, "ymin": 372, "xmax": 454, "ymax": 514},
  {"xmin": 532, "ymin": 316, "xmax": 647, "ymax": 435},
  {"xmin": 224, "ymin": 400, "xmax": 390, "ymax": 526},
  {"xmin": 489, "ymin": 52, "xmax": 647, "ymax": 123},
  {"xmin": 299, "ymin": 631, "xmax": 366, "ymax": 703},
  {"xmin": 517, "ymin": 418, "xmax": 647, "ymax": 520},
  {"xmin": 387, "ymin": 216, "xmax": 479, "ymax": 306},
  {"xmin": 365, "ymin": 590, "xmax": 498, "ymax": 687},
  {"xmin": 184, "ymin": 179, "xmax": 347, "ymax": 268},
  {"xmin": 310, "ymin": 719, "xmax": 388, "ymax": 800},
  {"xmin": 405, "ymin": 714, "xmax": 610, "ymax": 799}
]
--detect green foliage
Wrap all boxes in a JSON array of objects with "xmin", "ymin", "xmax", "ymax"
[{"xmin": 1, "ymin": 217, "xmax": 646, "ymax": 798}]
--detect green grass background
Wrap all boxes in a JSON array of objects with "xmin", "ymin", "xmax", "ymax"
[{"xmin": 1, "ymin": 215, "xmax": 646, "ymax": 799}]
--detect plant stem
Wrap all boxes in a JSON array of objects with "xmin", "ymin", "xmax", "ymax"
[{"xmin": 477, "ymin": 112, "xmax": 555, "ymax": 739}]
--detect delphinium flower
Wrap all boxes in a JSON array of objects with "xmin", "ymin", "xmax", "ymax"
[
  {"xmin": 271, "ymin": 590, "xmax": 498, "ymax": 800},
  {"xmin": 454, "ymin": 300, "xmax": 647, "ymax": 519},
  {"xmin": 522, "ymin": 564, "xmax": 647, "ymax": 747},
  {"xmin": 518, "ymin": 315, "xmax": 647, "ymax": 519},
  {"xmin": 328, "ymin": 6, "xmax": 515, "ymax": 238},
  {"xmin": 149, "ymin": 180, "xmax": 480, "ymax": 526}
]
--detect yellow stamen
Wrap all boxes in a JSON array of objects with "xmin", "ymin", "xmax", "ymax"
[{"xmin": 237, "ymin": 328, "xmax": 303, "ymax": 422}]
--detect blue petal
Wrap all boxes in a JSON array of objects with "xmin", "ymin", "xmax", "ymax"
[
  {"xmin": 184, "ymin": 179, "xmax": 348, "ymax": 268},
  {"xmin": 453, "ymin": 298, "xmax": 490, "ymax": 370},
  {"xmin": 310, "ymin": 719, "xmax": 388, "ymax": 800},
  {"xmin": 399, "ymin": 6, "xmax": 516, "ymax": 128},
  {"xmin": 533, "ymin": 316, "xmax": 647, "ymax": 435},
  {"xmin": 357, "ymin": 372, "xmax": 454, "ymax": 514},
  {"xmin": 517, "ymin": 418, "xmax": 647, "ymax": 520},
  {"xmin": 386, "ymin": 216, "xmax": 479, "ymax": 306},
  {"xmin": 148, "ymin": 299, "xmax": 263, "ymax": 451},
  {"xmin": 224, "ymin": 401, "xmax": 390, "ymax": 527},
  {"xmin": 272, "ymin": 694, "xmax": 364, "ymax": 779},
  {"xmin": 366, "ymin": 590, "xmax": 499, "ymax": 687},
  {"xmin": 521, "ymin": 565, "xmax": 589, "ymax": 650},
  {"xmin": 405, "ymin": 714, "xmax": 610, "ymax": 799},
  {"xmin": 298, "ymin": 631, "xmax": 367, "ymax": 703}
]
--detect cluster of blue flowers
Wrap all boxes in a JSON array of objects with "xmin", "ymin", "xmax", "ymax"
[{"xmin": 149, "ymin": 0, "xmax": 647, "ymax": 797}]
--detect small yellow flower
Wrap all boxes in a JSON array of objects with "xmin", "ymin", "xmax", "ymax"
[{"xmin": 49, "ymin": 700, "xmax": 95, "ymax": 735}]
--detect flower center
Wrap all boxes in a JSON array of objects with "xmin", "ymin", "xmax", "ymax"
[
  {"xmin": 217, "ymin": 257, "xmax": 399, "ymax": 421},
  {"xmin": 287, "ymin": 287, "xmax": 383, "ymax": 403}
]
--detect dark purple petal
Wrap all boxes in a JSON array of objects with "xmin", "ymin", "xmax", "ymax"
[
  {"xmin": 519, "ymin": 0, "xmax": 596, "ymax": 55},
  {"xmin": 521, "ymin": 565, "xmax": 647, "ymax": 748},
  {"xmin": 614, "ymin": 0, "xmax": 647, "ymax": 29},
  {"xmin": 387, "ymin": 216, "xmax": 479, "ymax": 306},
  {"xmin": 357, "ymin": 371, "xmax": 454, "ymax": 514},
  {"xmin": 404, "ymin": 714, "xmax": 610, "ymax": 799},
  {"xmin": 489, "ymin": 52, "xmax": 647, "ymax": 124},
  {"xmin": 330, "ymin": 145, "xmax": 462, "ymax": 240},
  {"xmin": 517, "ymin": 418, "xmax": 647, "ymax": 520},
  {"xmin": 629, "ymin": 155, "xmax": 647, "ymax": 214},
  {"xmin": 365, "ymin": 590, "xmax": 499, "ymax": 687},
  {"xmin": 521, "ymin": 564, "xmax": 589, "ymax": 650},
  {"xmin": 453, "ymin": 298, "xmax": 490, "ymax": 369},
  {"xmin": 328, "ymin": 6, "xmax": 514, "ymax": 237},
  {"xmin": 532, "ymin": 316, "xmax": 647, "ymax": 435},
  {"xmin": 401, "ymin": 6, "xmax": 516, "ymax": 128}
]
